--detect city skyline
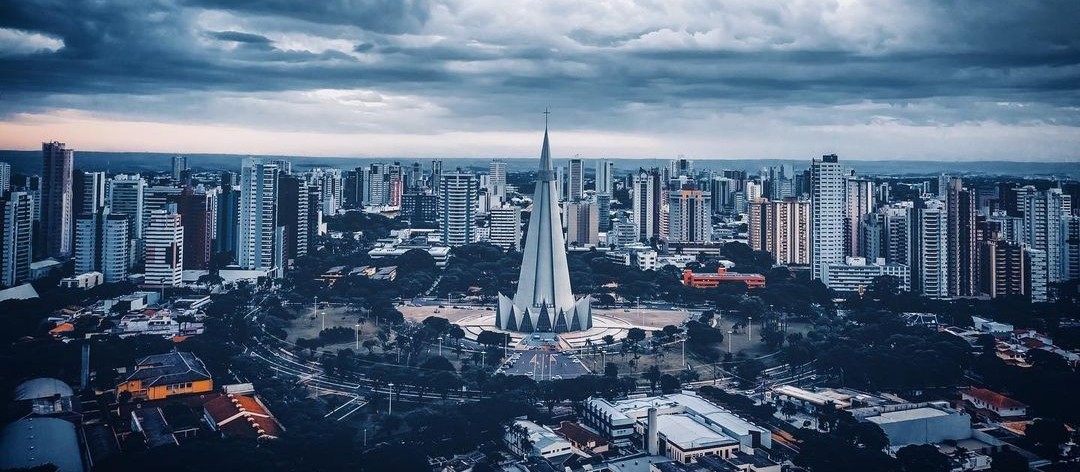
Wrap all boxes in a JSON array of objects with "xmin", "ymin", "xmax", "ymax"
[{"xmin": 1, "ymin": 1, "xmax": 1078, "ymax": 160}]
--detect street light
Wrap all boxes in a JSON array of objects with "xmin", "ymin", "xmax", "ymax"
[
  {"xmin": 355, "ymin": 323, "xmax": 361, "ymax": 351},
  {"xmin": 747, "ymin": 316, "xmax": 753, "ymax": 341},
  {"xmin": 637, "ymin": 297, "xmax": 643, "ymax": 327},
  {"xmin": 728, "ymin": 330, "xmax": 734, "ymax": 353},
  {"xmin": 387, "ymin": 383, "xmax": 394, "ymax": 415}
]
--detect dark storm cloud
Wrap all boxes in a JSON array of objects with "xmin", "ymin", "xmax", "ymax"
[{"xmin": 0, "ymin": 0, "xmax": 1077, "ymax": 137}]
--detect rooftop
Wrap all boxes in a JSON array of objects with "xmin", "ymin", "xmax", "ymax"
[
  {"xmin": 962, "ymin": 388, "xmax": 1027, "ymax": 410},
  {"xmin": 864, "ymin": 407, "xmax": 950, "ymax": 425},
  {"xmin": 0, "ymin": 417, "xmax": 84, "ymax": 472},
  {"xmin": 14, "ymin": 377, "xmax": 73, "ymax": 401},
  {"xmin": 124, "ymin": 351, "xmax": 211, "ymax": 388},
  {"xmin": 656, "ymin": 414, "xmax": 738, "ymax": 450}
]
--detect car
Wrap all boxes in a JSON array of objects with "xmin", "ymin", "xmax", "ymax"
[
  {"xmin": 552, "ymin": 375, "xmax": 563, "ymax": 380},
  {"xmin": 532, "ymin": 335, "xmax": 540, "ymax": 339}
]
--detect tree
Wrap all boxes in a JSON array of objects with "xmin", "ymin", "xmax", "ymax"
[
  {"xmin": 735, "ymin": 359, "xmax": 765, "ymax": 389},
  {"xmin": 643, "ymin": 365, "xmax": 662, "ymax": 392},
  {"xmin": 477, "ymin": 330, "xmax": 511, "ymax": 347},
  {"xmin": 602, "ymin": 335, "xmax": 615, "ymax": 346},
  {"xmin": 781, "ymin": 401, "xmax": 798, "ymax": 418},
  {"xmin": 990, "ymin": 449, "xmax": 1028, "ymax": 472},
  {"xmin": 896, "ymin": 444, "xmax": 950, "ymax": 472},
  {"xmin": 1025, "ymin": 418, "xmax": 1067, "ymax": 460},
  {"xmin": 422, "ymin": 316, "xmax": 452, "ymax": 335},
  {"xmin": 604, "ymin": 362, "xmax": 619, "ymax": 378},
  {"xmin": 626, "ymin": 328, "xmax": 647, "ymax": 344},
  {"xmin": 659, "ymin": 374, "xmax": 680, "ymax": 393},
  {"xmin": 362, "ymin": 338, "xmax": 379, "ymax": 354},
  {"xmin": 420, "ymin": 356, "xmax": 456, "ymax": 372}
]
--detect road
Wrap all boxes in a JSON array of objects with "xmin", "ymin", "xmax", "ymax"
[{"xmin": 501, "ymin": 350, "xmax": 591, "ymax": 380}]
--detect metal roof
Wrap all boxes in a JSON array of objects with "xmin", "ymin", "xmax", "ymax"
[
  {"xmin": 14, "ymin": 377, "xmax": 74, "ymax": 401},
  {"xmin": 0, "ymin": 417, "xmax": 84, "ymax": 472}
]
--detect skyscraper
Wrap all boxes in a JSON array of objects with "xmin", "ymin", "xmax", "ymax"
[
  {"xmin": 438, "ymin": 172, "xmax": 477, "ymax": 247},
  {"xmin": 946, "ymin": 177, "xmax": 977, "ymax": 296},
  {"xmin": 496, "ymin": 123, "xmax": 591, "ymax": 333},
  {"xmin": 145, "ymin": 209, "xmax": 183, "ymax": 287},
  {"xmin": 749, "ymin": 198, "xmax": 811, "ymax": 266},
  {"xmin": 215, "ymin": 175, "xmax": 239, "ymax": 257},
  {"xmin": 176, "ymin": 187, "xmax": 213, "ymax": 270},
  {"xmin": 1063, "ymin": 216, "xmax": 1080, "ymax": 282},
  {"xmin": 0, "ymin": 162, "xmax": 10, "ymax": 195},
  {"xmin": 860, "ymin": 204, "xmax": 912, "ymax": 266},
  {"xmin": 979, "ymin": 239, "xmax": 1027, "ymax": 299},
  {"xmin": 430, "ymin": 160, "xmax": 443, "ymax": 192},
  {"xmin": 0, "ymin": 192, "xmax": 33, "ymax": 287},
  {"xmin": 488, "ymin": 203, "xmax": 521, "ymax": 251},
  {"xmin": 568, "ymin": 158, "xmax": 584, "ymax": 201},
  {"xmin": 238, "ymin": 159, "xmax": 280, "ymax": 273},
  {"xmin": 845, "ymin": 175, "xmax": 874, "ymax": 257},
  {"xmin": 74, "ymin": 171, "xmax": 106, "ymax": 217},
  {"xmin": 74, "ymin": 210, "xmax": 129, "ymax": 283},
  {"xmin": 916, "ymin": 199, "xmax": 948, "ymax": 298},
  {"xmin": 277, "ymin": 174, "xmax": 312, "ymax": 263},
  {"xmin": 41, "ymin": 141, "xmax": 74, "ymax": 258},
  {"xmin": 401, "ymin": 193, "xmax": 438, "ymax": 225},
  {"xmin": 566, "ymin": 200, "xmax": 599, "ymax": 247},
  {"xmin": 595, "ymin": 159, "xmax": 615, "ymax": 195},
  {"xmin": 1022, "ymin": 189, "xmax": 1064, "ymax": 283},
  {"xmin": 171, "ymin": 155, "xmax": 188, "ymax": 180},
  {"xmin": 595, "ymin": 193, "xmax": 612, "ymax": 232},
  {"xmin": 667, "ymin": 185, "xmax": 711, "ymax": 243},
  {"xmin": 811, "ymin": 154, "xmax": 845, "ymax": 280},
  {"xmin": 633, "ymin": 168, "xmax": 662, "ymax": 242},
  {"xmin": 488, "ymin": 160, "xmax": 507, "ymax": 202}
]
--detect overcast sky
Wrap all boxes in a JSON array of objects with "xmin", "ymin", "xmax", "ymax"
[{"xmin": 1, "ymin": 0, "xmax": 1078, "ymax": 161}]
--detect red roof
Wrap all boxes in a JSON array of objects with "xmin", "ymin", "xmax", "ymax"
[
  {"xmin": 553, "ymin": 421, "xmax": 608, "ymax": 448},
  {"xmin": 964, "ymin": 388, "xmax": 1027, "ymax": 410},
  {"xmin": 203, "ymin": 394, "xmax": 282, "ymax": 439}
]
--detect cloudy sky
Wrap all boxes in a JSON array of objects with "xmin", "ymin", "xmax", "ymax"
[{"xmin": 1, "ymin": 0, "xmax": 1078, "ymax": 161}]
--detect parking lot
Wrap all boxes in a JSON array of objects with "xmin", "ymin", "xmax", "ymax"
[{"xmin": 499, "ymin": 350, "xmax": 591, "ymax": 380}]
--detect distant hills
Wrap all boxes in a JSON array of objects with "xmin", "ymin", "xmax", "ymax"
[{"xmin": 1, "ymin": 150, "xmax": 1077, "ymax": 179}]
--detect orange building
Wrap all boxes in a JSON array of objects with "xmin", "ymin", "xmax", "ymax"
[
  {"xmin": 682, "ymin": 268, "xmax": 766, "ymax": 289},
  {"xmin": 117, "ymin": 351, "xmax": 213, "ymax": 400}
]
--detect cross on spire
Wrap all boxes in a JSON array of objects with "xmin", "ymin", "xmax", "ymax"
[{"xmin": 543, "ymin": 107, "xmax": 550, "ymax": 129}]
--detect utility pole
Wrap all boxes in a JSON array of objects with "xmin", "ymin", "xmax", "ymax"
[
  {"xmin": 355, "ymin": 323, "xmax": 361, "ymax": 351},
  {"xmin": 681, "ymin": 337, "xmax": 686, "ymax": 368},
  {"xmin": 438, "ymin": 337, "xmax": 443, "ymax": 357},
  {"xmin": 728, "ymin": 330, "xmax": 733, "ymax": 353},
  {"xmin": 387, "ymin": 383, "xmax": 394, "ymax": 415},
  {"xmin": 747, "ymin": 316, "xmax": 753, "ymax": 341},
  {"xmin": 637, "ymin": 297, "xmax": 643, "ymax": 327}
]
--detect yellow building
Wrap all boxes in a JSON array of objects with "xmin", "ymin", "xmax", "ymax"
[{"xmin": 117, "ymin": 351, "xmax": 213, "ymax": 400}]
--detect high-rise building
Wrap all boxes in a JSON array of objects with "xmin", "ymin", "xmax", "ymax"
[
  {"xmin": 1064, "ymin": 216, "xmax": 1080, "ymax": 282},
  {"xmin": 946, "ymin": 177, "xmax": 977, "ymax": 296},
  {"xmin": 633, "ymin": 168, "xmax": 662, "ymax": 242},
  {"xmin": 707, "ymin": 175, "xmax": 735, "ymax": 215},
  {"xmin": 268, "ymin": 159, "xmax": 292, "ymax": 176},
  {"xmin": 430, "ymin": 160, "xmax": 443, "ymax": 192},
  {"xmin": 277, "ymin": 174, "xmax": 312, "ymax": 263},
  {"xmin": 811, "ymin": 154, "xmax": 845, "ymax": 280},
  {"xmin": 364, "ymin": 163, "xmax": 390, "ymax": 206},
  {"xmin": 143, "ymin": 186, "xmax": 182, "ymax": 238},
  {"xmin": 670, "ymin": 158, "xmax": 692, "ymax": 179},
  {"xmin": 215, "ymin": 182, "xmax": 239, "ymax": 257},
  {"xmin": 41, "ymin": 141, "xmax": 74, "ymax": 258},
  {"xmin": 667, "ymin": 185, "xmax": 711, "ymax": 243},
  {"xmin": 489, "ymin": 204, "xmax": 521, "ymax": 251},
  {"xmin": 596, "ymin": 160, "xmax": 615, "ymax": 195},
  {"xmin": 1022, "ymin": 189, "xmax": 1064, "ymax": 283},
  {"xmin": 171, "ymin": 155, "xmax": 188, "ymax": 180},
  {"xmin": 176, "ymin": 187, "xmax": 213, "ymax": 270},
  {"xmin": 860, "ymin": 204, "xmax": 912, "ymax": 266},
  {"xmin": 145, "ymin": 209, "xmax": 183, "ymax": 287},
  {"xmin": 915, "ymin": 199, "xmax": 948, "ymax": 298},
  {"xmin": 1025, "ymin": 247, "xmax": 1048, "ymax": 302},
  {"xmin": 0, "ymin": 162, "xmax": 10, "ymax": 195},
  {"xmin": 766, "ymin": 165, "xmax": 795, "ymax": 201},
  {"xmin": 568, "ymin": 158, "xmax": 584, "ymax": 201},
  {"xmin": 106, "ymin": 174, "xmax": 145, "ymax": 242},
  {"xmin": 74, "ymin": 210, "xmax": 129, "ymax": 283},
  {"xmin": 845, "ymin": 176, "xmax": 874, "ymax": 257},
  {"xmin": 749, "ymin": 198, "xmax": 810, "ymax": 266},
  {"xmin": 438, "ymin": 172, "xmax": 477, "ymax": 247},
  {"xmin": 401, "ymin": 193, "xmax": 438, "ymax": 225},
  {"xmin": 566, "ymin": 201, "xmax": 600, "ymax": 247},
  {"xmin": 595, "ymin": 193, "xmax": 612, "ymax": 232},
  {"xmin": 495, "ymin": 124, "xmax": 591, "ymax": 333},
  {"xmin": 823, "ymin": 257, "xmax": 911, "ymax": 293},
  {"xmin": 238, "ymin": 159, "xmax": 280, "ymax": 273},
  {"xmin": 0, "ymin": 192, "xmax": 33, "ymax": 287},
  {"xmin": 74, "ymin": 171, "xmax": 106, "ymax": 217},
  {"xmin": 979, "ymin": 239, "xmax": 1027, "ymax": 299},
  {"xmin": 344, "ymin": 167, "xmax": 365, "ymax": 208},
  {"xmin": 488, "ymin": 160, "xmax": 507, "ymax": 202}
]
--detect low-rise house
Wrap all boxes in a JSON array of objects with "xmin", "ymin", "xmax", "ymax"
[
  {"xmin": 117, "ymin": 351, "xmax": 213, "ymax": 400},
  {"xmin": 554, "ymin": 421, "xmax": 610, "ymax": 454},
  {"xmin": 960, "ymin": 388, "xmax": 1028, "ymax": 420},
  {"xmin": 505, "ymin": 419, "xmax": 574, "ymax": 459},
  {"xmin": 202, "ymin": 393, "xmax": 283, "ymax": 440}
]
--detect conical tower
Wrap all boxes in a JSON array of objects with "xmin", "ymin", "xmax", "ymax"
[{"xmin": 496, "ymin": 116, "xmax": 591, "ymax": 333}]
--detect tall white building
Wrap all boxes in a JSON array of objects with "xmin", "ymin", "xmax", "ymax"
[
  {"xmin": 811, "ymin": 154, "xmax": 846, "ymax": 280},
  {"xmin": 667, "ymin": 186, "xmax": 711, "ymax": 243},
  {"xmin": 488, "ymin": 203, "xmax": 521, "ymax": 251},
  {"xmin": 438, "ymin": 172, "xmax": 477, "ymax": 247},
  {"xmin": 238, "ymin": 159, "xmax": 280, "ymax": 273},
  {"xmin": 106, "ymin": 174, "xmax": 145, "ymax": 239},
  {"xmin": 488, "ymin": 160, "xmax": 507, "ymax": 202},
  {"xmin": 145, "ymin": 209, "xmax": 183, "ymax": 287},
  {"xmin": 568, "ymin": 158, "xmax": 584, "ymax": 201},
  {"xmin": 1063, "ymin": 216, "xmax": 1080, "ymax": 282},
  {"xmin": 633, "ymin": 169, "xmax": 662, "ymax": 242},
  {"xmin": 171, "ymin": 155, "xmax": 187, "ymax": 180},
  {"xmin": 75, "ymin": 211, "xmax": 129, "ymax": 283},
  {"xmin": 749, "ymin": 198, "xmax": 810, "ymax": 266},
  {"xmin": 0, "ymin": 162, "xmax": 11, "ymax": 194},
  {"xmin": 1022, "ymin": 190, "xmax": 1064, "ymax": 283},
  {"xmin": 566, "ymin": 200, "xmax": 599, "ymax": 247},
  {"xmin": 917, "ymin": 199, "xmax": 948, "ymax": 298},
  {"xmin": 0, "ymin": 192, "xmax": 33, "ymax": 287},
  {"xmin": 595, "ymin": 159, "xmax": 615, "ymax": 195},
  {"xmin": 78, "ymin": 171, "xmax": 107, "ymax": 215}
]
